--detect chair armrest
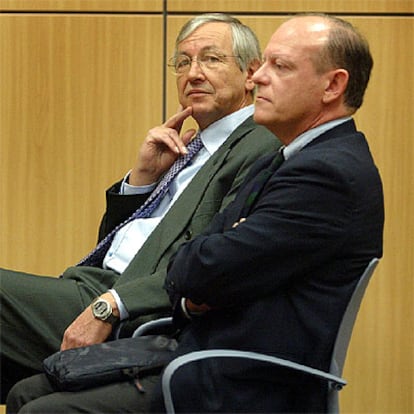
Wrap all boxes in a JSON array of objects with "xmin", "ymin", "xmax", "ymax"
[
  {"xmin": 162, "ymin": 349, "xmax": 347, "ymax": 413},
  {"xmin": 132, "ymin": 317, "xmax": 173, "ymax": 337}
]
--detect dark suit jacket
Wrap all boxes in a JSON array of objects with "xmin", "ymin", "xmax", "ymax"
[
  {"xmin": 68, "ymin": 116, "xmax": 279, "ymax": 334},
  {"xmin": 162, "ymin": 120, "xmax": 384, "ymax": 413}
]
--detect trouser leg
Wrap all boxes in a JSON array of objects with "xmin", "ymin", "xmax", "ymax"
[
  {"xmin": 6, "ymin": 373, "xmax": 160, "ymax": 414},
  {"xmin": 0, "ymin": 358, "xmax": 39, "ymax": 404},
  {"xmin": 6, "ymin": 374, "xmax": 54, "ymax": 414},
  {"xmin": 0, "ymin": 267, "xmax": 111, "ymax": 402}
]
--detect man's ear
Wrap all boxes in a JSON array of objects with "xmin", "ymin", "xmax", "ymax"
[
  {"xmin": 322, "ymin": 69, "xmax": 349, "ymax": 104},
  {"xmin": 245, "ymin": 59, "xmax": 261, "ymax": 92}
]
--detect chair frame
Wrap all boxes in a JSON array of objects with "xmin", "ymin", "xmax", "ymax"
[{"xmin": 137, "ymin": 258, "xmax": 379, "ymax": 414}]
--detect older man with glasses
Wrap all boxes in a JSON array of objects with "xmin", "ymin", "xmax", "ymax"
[{"xmin": 2, "ymin": 13, "xmax": 281, "ymax": 412}]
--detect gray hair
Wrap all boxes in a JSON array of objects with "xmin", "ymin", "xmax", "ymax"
[{"xmin": 174, "ymin": 13, "xmax": 261, "ymax": 72}]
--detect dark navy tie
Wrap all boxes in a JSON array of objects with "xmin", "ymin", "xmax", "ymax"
[{"xmin": 243, "ymin": 147, "xmax": 285, "ymax": 215}]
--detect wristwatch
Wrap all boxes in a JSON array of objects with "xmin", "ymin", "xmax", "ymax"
[{"xmin": 91, "ymin": 298, "xmax": 119, "ymax": 326}]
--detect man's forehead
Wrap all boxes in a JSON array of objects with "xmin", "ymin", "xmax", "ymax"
[
  {"xmin": 276, "ymin": 17, "xmax": 330, "ymax": 42},
  {"xmin": 178, "ymin": 22, "xmax": 232, "ymax": 48},
  {"xmin": 265, "ymin": 18, "xmax": 329, "ymax": 55}
]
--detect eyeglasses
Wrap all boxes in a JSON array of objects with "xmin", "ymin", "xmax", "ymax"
[{"xmin": 168, "ymin": 53, "xmax": 240, "ymax": 75}]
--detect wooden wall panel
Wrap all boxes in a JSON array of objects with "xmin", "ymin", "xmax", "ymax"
[
  {"xmin": 0, "ymin": 2, "xmax": 412, "ymax": 413},
  {"xmin": 0, "ymin": 0, "xmax": 163, "ymax": 11},
  {"xmin": 0, "ymin": 14, "xmax": 164, "ymax": 274},
  {"xmin": 168, "ymin": 0, "xmax": 414, "ymax": 13},
  {"xmin": 344, "ymin": 16, "xmax": 414, "ymax": 414},
  {"xmin": 166, "ymin": 14, "xmax": 414, "ymax": 413}
]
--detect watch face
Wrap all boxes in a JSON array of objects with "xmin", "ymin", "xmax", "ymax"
[{"xmin": 93, "ymin": 300, "xmax": 111, "ymax": 319}]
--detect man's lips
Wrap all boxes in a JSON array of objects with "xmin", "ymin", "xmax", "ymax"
[
  {"xmin": 256, "ymin": 95, "xmax": 271, "ymax": 103},
  {"xmin": 186, "ymin": 89, "xmax": 211, "ymax": 97}
]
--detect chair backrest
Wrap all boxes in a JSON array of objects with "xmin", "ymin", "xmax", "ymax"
[
  {"xmin": 328, "ymin": 257, "xmax": 379, "ymax": 412},
  {"xmin": 160, "ymin": 258, "xmax": 380, "ymax": 414}
]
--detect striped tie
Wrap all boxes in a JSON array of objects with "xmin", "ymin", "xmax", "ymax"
[{"xmin": 77, "ymin": 133, "xmax": 204, "ymax": 267}]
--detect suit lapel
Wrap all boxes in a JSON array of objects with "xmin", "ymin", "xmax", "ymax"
[
  {"xmin": 241, "ymin": 150, "xmax": 284, "ymax": 217},
  {"xmin": 224, "ymin": 153, "xmax": 276, "ymax": 221}
]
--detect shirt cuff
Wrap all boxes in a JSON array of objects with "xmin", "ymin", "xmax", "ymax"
[
  {"xmin": 109, "ymin": 289, "xmax": 129, "ymax": 321},
  {"xmin": 120, "ymin": 170, "xmax": 157, "ymax": 195}
]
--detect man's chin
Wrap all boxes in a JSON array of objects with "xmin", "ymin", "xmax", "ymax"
[
  {"xmin": 190, "ymin": 102, "xmax": 213, "ymax": 117},
  {"xmin": 253, "ymin": 110, "xmax": 266, "ymax": 125}
]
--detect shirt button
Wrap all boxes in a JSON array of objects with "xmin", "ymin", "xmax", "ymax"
[{"xmin": 184, "ymin": 230, "xmax": 192, "ymax": 240}]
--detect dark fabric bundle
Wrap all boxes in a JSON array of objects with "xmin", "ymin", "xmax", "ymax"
[{"xmin": 43, "ymin": 335, "xmax": 177, "ymax": 391}]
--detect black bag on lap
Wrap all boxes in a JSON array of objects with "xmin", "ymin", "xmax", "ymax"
[{"xmin": 43, "ymin": 335, "xmax": 177, "ymax": 391}]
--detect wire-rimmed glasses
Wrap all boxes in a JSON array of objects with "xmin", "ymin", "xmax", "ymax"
[{"xmin": 168, "ymin": 52, "xmax": 241, "ymax": 75}]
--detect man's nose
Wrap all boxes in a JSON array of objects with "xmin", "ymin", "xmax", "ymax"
[
  {"xmin": 252, "ymin": 64, "xmax": 267, "ymax": 84},
  {"xmin": 187, "ymin": 59, "xmax": 205, "ymax": 77}
]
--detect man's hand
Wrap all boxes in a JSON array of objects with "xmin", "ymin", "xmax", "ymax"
[
  {"xmin": 185, "ymin": 298, "xmax": 211, "ymax": 314},
  {"xmin": 129, "ymin": 106, "xmax": 196, "ymax": 186},
  {"xmin": 60, "ymin": 292, "xmax": 119, "ymax": 351}
]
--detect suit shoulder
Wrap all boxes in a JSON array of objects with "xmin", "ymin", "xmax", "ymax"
[{"xmin": 236, "ymin": 123, "xmax": 281, "ymax": 153}]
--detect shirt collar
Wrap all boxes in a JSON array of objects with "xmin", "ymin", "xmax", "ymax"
[
  {"xmin": 199, "ymin": 105, "xmax": 254, "ymax": 155},
  {"xmin": 283, "ymin": 117, "xmax": 351, "ymax": 161}
]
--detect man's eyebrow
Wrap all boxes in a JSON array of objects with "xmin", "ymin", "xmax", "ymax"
[
  {"xmin": 265, "ymin": 53, "xmax": 292, "ymax": 62},
  {"xmin": 266, "ymin": 53, "xmax": 283, "ymax": 59},
  {"xmin": 177, "ymin": 46, "xmax": 223, "ymax": 56},
  {"xmin": 200, "ymin": 46, "xmax": 222, "ymax": 53}
]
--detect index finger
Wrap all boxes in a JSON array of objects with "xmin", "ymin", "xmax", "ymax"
[{"xmin": 163, "ymin": 106, "xmax": 193, "ymax": 133}]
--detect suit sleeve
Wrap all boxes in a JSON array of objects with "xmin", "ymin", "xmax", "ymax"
[
  {"xmin": 165, "ymin": 156, "xmax": 354, "ymax": 309},
  {"xmin": 97, "ymin": 180, "xmax": 150, "ymax": 241}
]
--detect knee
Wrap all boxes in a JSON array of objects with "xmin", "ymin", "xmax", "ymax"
[
  {"xmin": 8, "ymin": 400, "xmax": 46, "ymax": 414},
  {"xmin": 6, "ymin": 386, "xmax": 47, "ymax": 414},
  {"xmin": 5, "ymin": 379, "xmax": 27, "ymax": 414},
  {"xmin": 5, "ymin": 374, "xmax": 51, "ymax": 414}
]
